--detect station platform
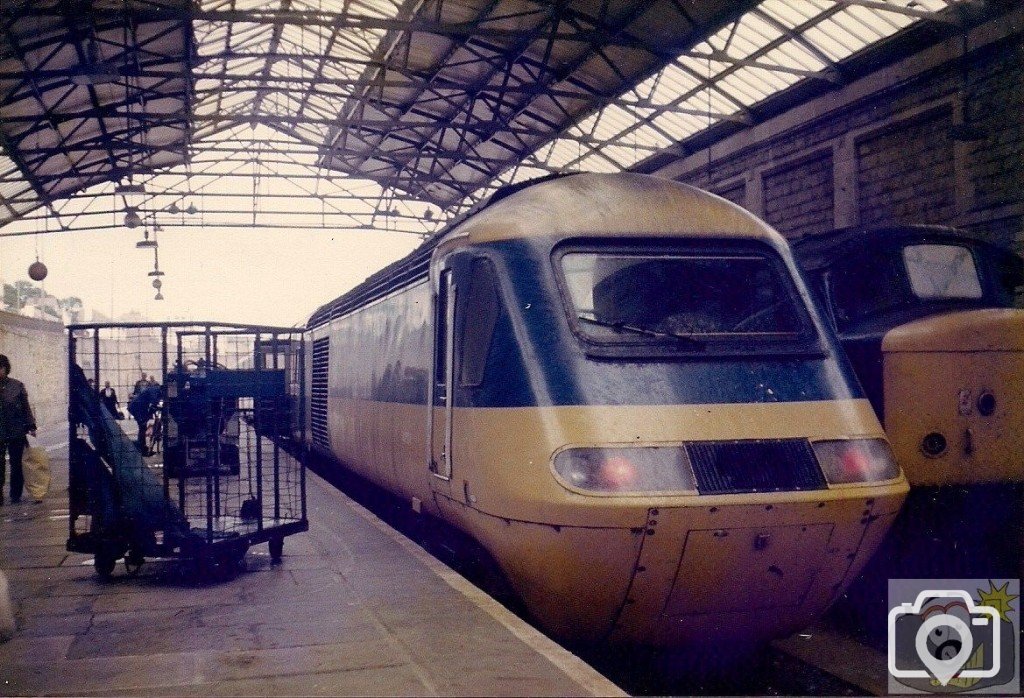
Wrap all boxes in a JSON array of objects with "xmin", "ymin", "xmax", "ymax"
[{"xmin": 0, "ymin": 426, "xmax": 622, "ymax": 697}]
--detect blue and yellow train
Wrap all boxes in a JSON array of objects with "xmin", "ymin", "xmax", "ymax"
[{"xmin": 303, "ymin": 173, "xmax": 908, "ymax": 649}]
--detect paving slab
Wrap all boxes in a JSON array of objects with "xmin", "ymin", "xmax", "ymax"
[{"xmin": 0, "ymin": 425, "xmax": 623, "ymax": 697}]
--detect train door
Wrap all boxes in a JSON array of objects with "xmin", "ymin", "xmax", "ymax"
[
  {"xmin": 429, "ymin": 253, "xmax": 502, "ymax": 502},
  {"xmin": 430, "ymin": 259, "xmax": 458, "ymax": 493}
]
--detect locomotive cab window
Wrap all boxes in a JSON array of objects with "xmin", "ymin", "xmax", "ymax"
[
  {"xmin": 556, "ymin": 243, "xmax": 814, "ymax": 354},
  {"xmin": 902, "ymin": 244, "xmax": 983, "ymax": 300},
  {"xmin": 829, "ymin": 244, "xmax": 990, "ymax": 329},
  {"xmin": 829, "ymin": 250, "xmax": 905, "ymax": 326},
  {"xmin": 458, "ymin": 258, "xmax": 501, "ymax": 388}
]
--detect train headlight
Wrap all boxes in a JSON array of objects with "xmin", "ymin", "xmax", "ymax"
[
  {"xmin": 812, "ymin": 439, "xmax": 900, "ymax": 484},
  {"xmin": 552, "ymin": 446, "xmax": 697, "ymax": 494}
]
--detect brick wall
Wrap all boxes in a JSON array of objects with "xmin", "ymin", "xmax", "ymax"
[
  {"xmin": 856, "ymin": 107, "xmax": 955, "ymax": 227},
  {"xmin": 712, "ymin": 180, "xmax": 746, "ymax": 208},
  {"xmin": 965, "ymin": 42, "xmax": 1024, "ymax": 213},
  {"xmin": 763, "ymin": 150, "xmax": 834, "ymax": 237},
  {"xmin": 655, "ymin": 26, "xmax": 1024, "ymax": 255}
]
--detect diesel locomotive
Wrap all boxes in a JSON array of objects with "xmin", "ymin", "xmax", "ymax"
[
  {"xmin": 303, "ymin": 173, "xmax": 908, "ymax": 649},
  {"xmin": 795, "ymin": 225, "xmax": 1024, "ymax": 576},
  {"xmin": 794, "ymin": 225, "xmax": 1024, "ymax": 487}
]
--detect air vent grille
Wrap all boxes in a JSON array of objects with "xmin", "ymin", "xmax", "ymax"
[
  {"xmin": 686, "ymin": 439, "xmax": 826, "ymax": 494},
  {"xmin": 310, "ymin": 337, "xmax": 330, "ymax": 448}
]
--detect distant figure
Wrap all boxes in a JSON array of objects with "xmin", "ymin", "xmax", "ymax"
[
  {"xmin": 87, "ymin": 378, "xmax": 96, "ymax": 392},
  {"xmin": 130, "ymin": 374, "xmax": 148, "ymax": 402},
  {"xmin": 0, "ymin": 354, "xmax": 37, "ymax": 505},
  {"xmin": 147, "ymin": 375, "xmax": 160, "ymax": 388},
  {"xmin": 128, "ymin": 383, "xmax": 161, "ymax": 455},
  {"xmin": 99, "ymin": 381, "xmax": 120, "ymax": 419}
]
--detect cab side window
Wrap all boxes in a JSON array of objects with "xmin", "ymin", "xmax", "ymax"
[{"xmin": 459, "ymin": 258, "xmax": 501, "ymax": 388}]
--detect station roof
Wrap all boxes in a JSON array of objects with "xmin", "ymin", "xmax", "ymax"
[{"xmin": 0, "ymin": 0, "xmax": 985, "ymax": 240}]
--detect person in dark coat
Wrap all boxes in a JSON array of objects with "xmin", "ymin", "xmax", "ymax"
[
  {"xmin": 129, "ymin": 374, "xmax": 147, "ymax": 403},
  {"xmin": 0, "ymin": 354, "xmax": 37, "ymax": 505},
  {"xmin": 100, "ymin": 381, "xmax": 120, "ymax": 418},
  {"xmin": 128, "ymin": 383, "xmax": 160, "ymax": 454}
]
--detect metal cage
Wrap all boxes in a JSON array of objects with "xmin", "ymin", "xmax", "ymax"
[{"xmin": 66, "ymin": 321, "xmax": 307, "ymax": 579}]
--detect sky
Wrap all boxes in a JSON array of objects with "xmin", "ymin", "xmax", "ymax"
[{"xmin": 0, "ymin": 220, "xmax": 423, "ymax": 328}]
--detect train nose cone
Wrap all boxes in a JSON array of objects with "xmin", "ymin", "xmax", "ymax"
[{"xmin": 882, "ymin": 308, "xmax": 1024, "ymax": 485}]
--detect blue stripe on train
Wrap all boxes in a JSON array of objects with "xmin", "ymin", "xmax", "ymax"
[
  {"xmin": 454, "ymin": 238, "xmax": 862, "ymax": 407},
  {"xmin": 332, "ymin": 238, "xmax": 864, "ymax": 409}
]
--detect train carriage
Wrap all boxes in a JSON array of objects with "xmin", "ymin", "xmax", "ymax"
[{"xmin": 304, "ymin": 173, "xmax": 908, "ymax": 649}]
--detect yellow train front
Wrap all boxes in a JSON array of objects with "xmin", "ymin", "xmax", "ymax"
[{"xmin": 304, "ymin": 173, "xmax": 908, "ymax": 650}]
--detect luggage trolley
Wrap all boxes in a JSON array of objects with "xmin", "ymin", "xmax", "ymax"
[{"xmin": 66, "ymin": 321, "xmax": 308, "ymax": 579}]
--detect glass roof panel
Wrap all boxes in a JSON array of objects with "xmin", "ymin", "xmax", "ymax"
[
  {"xmin": 544, "ymin": 140, "xmax": 585, "ymax": 169},
  {"xmin": 734, "ymin": 11, "xmax": 788, "ymax": 51},
  {"xmin": 0, "ymin": 0, "xmax": 962, "ymax": 237},
  {"xmin": 706, "ymin": 13, "xmax": 780, "ymax": 60},
  {"xmin": 630, "ymin": 123, "xmax": 675, "ymax": 152},
  {"xmin": 759, "ymin": 41, "xmax": 828, "ymax": 72},
  {"xmin": 649, "ymin": 110, "xmax": 707, "ymax": 140},
  {"xmin": 462, "ymin": 0, "xmax": 956, "ymax": 213},
  {"xmin": 758, "ymin": 0, "xmax": 824, "ymax": 30},
  {"xmin": 576, "ymin": 153, "xmax": 622, "ymax": 173},
  {"xmin": 640, "ymin": 64, "xmax": 703, "ymax": 106},
  {"xmin": 715, "ymin": 70, "xmax": 774, "ymax": 105},
  {"xmin": 590, "ymin": 105, "xmax": 639, "ymax": 141}
]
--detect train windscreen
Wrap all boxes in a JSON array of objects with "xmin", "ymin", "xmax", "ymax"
[
  {"xmin": 902, "ymin": 244, "xmax": 983, "ymax": 300},
  {"xmin": 558, "ymin": 249, "xmax": 808, "ymax": 348},
  {"xmin": 829, "ymin": 243, "xmax": 996, "ymax": 328}
]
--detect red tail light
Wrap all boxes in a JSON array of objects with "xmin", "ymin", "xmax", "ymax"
[
  {"xmin": 600, "ymin": 456, "xmax": 638, "ymax": 489},
  {"xmin": 812, "ymin": 439, "xmax": 901, "ymax": 485}
]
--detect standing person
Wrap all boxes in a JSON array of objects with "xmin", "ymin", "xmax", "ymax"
[
  {"xmin": 99, "ymin": 381, "xmax": 119, "ymax": 418},
  {"xmin": 128, "ymin": 382, "xmax": 160, "ymax": 455},
  {"xmin": 0, "ymin": 354, "xmax": 37, "ymax": 505},
  {"xmin": 130, "ymin": 373, "xmax": 147, "ymax": 402}
]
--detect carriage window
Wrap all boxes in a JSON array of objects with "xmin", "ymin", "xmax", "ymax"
[
  {"xmin": 903, "ymin": 245, "xmax": 983, "ymax": 300},
  {"xmin": 559, "ymin": 250, "xmax": 806, "ymax": 345}
]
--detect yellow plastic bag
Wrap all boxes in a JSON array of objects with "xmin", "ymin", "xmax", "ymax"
[{"xmin": 23, "ymin": 443, "xmax": 50, "ymax": 502}]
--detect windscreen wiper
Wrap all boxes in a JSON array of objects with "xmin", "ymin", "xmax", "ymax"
[{"xmin": 577, "ymin": 314, "xmax": 707, "ymax": 350}]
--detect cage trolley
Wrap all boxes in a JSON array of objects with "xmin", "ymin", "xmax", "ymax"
[{"xmin": 66, "ymin": 321, "xmax": 308, "ymax": 579}]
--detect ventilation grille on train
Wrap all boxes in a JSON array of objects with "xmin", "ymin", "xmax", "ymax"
[
  {"xmin": 310, "ymin": 337, "xmax": 330, "ymax": 448},
  {"xmin": 686, "ymin": 439, "xmax": 826, "ymax": 495}
]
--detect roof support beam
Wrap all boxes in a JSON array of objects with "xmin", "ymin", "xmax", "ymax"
[{"xmin": 2, "ymin": 6, "xmax": 677, "ymax": 57}]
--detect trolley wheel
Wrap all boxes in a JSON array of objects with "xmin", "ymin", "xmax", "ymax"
[
  {"xmin": 268, "ymin": 537, "xmax": 284, "ymax": 564},
  {"xmin": 124, "ymin": 549, "xmax": 145, "ymax": 576}
]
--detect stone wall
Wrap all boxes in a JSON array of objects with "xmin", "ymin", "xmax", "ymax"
[
  {"xmin": 0, "ymin": 311, "xmax": 67, "ymax": 429},
  {"xmin": 653, "ymin": 9, "xmax": 1024, "ymax": 255}
]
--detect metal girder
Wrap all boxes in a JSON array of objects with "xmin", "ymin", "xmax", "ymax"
[
  {"xmin": 0, "ymin": 0, "xmax": 192, "ymax": 223},
  {"xmin": 0, "ymin": 0, "xmax": 973, "ymax": 238},
  {"xmin": 318, "ymin": 0, "xmax": 763, "ymax": 208},
  {"xmin": 5, "ymin": 5, "xmax": 684, "ymax": 56}
]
